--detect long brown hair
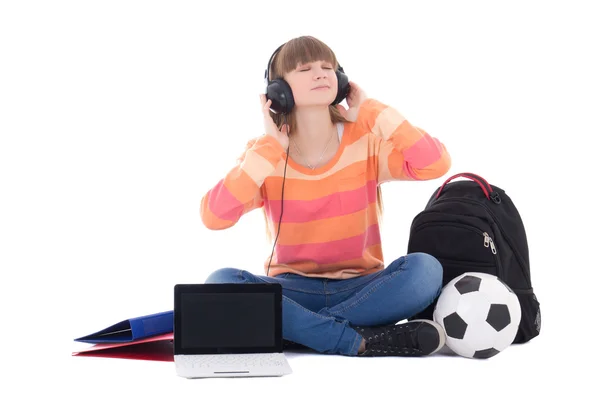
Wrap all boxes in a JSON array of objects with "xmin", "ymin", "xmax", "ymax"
[{"xmin": 263, "ymin": 36, "xmax": 383, "ymax": 243}]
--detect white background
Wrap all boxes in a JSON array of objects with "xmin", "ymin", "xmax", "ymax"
[{"xmin": 1, "ymin": 0, "xmax": 598, "ymax": 398}]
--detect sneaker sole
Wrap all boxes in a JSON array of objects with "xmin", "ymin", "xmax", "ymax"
[{"xmin": 410, "ymin": 319, "xmax": 446, "ymax": 355}]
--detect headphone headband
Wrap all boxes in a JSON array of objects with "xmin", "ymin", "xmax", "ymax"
[{"xmin": 264, "ymin": 43, "xmax": 285, "ymax": 84}]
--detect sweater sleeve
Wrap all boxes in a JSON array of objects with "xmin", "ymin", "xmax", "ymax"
[
  {"xmin": 200, "ymin": 134, "xmax": 286, "ymax": 230},
  {"xmin": 355, "ymin": 98, "xmax": 451, "ymax": 183}
]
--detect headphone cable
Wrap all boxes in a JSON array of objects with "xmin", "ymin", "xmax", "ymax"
[{"xmin": 266, "ymin": 114, "xmax": 289, "ymax": 277}]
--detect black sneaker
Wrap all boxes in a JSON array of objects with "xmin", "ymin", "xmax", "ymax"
[{"xmin": 353, "ymin": 319, "xmax": 446, "ymax": 357}]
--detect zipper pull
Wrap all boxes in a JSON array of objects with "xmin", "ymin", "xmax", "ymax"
[{"xmin": 483, "ymin": 232, "xmax": 497, "ymax": 254}]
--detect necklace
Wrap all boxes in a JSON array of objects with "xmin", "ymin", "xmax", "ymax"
[{"xmin": 292, "ymin": 129, "xmax": 337, "ymax": 170}]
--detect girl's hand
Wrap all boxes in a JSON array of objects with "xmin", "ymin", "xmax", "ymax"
[
  {"xmin": 260, "ymin": 94, "xmax": 289, "ymax": 150},
  {"xmin": 336, "ymin": 81, "xmax": 368, "ymax": 122}
]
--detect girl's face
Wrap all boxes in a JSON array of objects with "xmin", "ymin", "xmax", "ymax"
[{"xmin": 284, "ymin": 60, "xmax": 338, "ymax": 108}]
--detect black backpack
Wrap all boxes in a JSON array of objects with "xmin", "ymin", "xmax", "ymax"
[{"xmin": 407, "ymin": 172, "xmax": 541, "ymax": 344}]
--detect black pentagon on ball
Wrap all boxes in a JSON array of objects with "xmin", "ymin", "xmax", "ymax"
[
  {"xmin": 473, "ymin": 348, "xmax": 500, "ymax": 359},
  {"xmin": 487, "ymin": 304, "xmax": 511, "ymax": 331},
  {"xmin": 444, "ymin": 312, "xmax": 468, "ymax": 339},
  {"xmin": 454, "ymin": 275, "xmax": 482, "ymax": 294}
]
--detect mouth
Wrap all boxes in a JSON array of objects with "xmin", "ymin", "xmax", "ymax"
[{"xmin": 312, "ymin": 85, "xmax": 330, "ymax": 90}]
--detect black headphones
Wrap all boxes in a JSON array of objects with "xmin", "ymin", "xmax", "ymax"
[{"xmin": 264, "ymin": 43, "xmax": 351, "ymax": 114}]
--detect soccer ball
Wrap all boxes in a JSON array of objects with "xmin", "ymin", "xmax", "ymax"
[{"xmin": 433, "ymin": 272, "xmax": 521, "ymax": 359}]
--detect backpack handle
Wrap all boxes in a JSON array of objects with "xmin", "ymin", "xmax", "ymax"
[{"xmin": 435, "ymin": 172, "xmax": 501, "ymax": 204}]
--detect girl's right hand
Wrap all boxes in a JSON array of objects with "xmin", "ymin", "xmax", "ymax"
[{"xmin": 260, "ymin": 94, "xmax": 289, "ymax": 151}]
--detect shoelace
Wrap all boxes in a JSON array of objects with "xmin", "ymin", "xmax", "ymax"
[{"xmin": 366, "ymin": 324, "xmax": 422, "ymax": 355}]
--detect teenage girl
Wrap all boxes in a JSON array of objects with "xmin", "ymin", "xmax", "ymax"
[{"xmin": 200, "ymin": 36, "xmax": 452, "ymax": 357}]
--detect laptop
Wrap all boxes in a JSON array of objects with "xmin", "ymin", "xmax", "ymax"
[{"xmin": 173, "ymin": 283, "xmax": 293, "ymax": 378}]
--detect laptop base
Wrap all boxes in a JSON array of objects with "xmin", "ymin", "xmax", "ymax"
[{"xmin": 175, "ymin": 353, "xmax": 292, "ymax": 378}]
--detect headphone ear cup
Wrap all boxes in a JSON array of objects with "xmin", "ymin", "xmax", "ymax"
[
  {"xmin": 332, "ymin": 68, "xmax": 350, "ymax": 106},
  {"xmin": 266, "ymin": 79, "xmax": 295, "ymax": 114}
]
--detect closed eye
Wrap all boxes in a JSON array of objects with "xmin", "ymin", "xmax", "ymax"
[{"xmin": 299, "ymin": 65, "xmax": 333, "ymax": 71}]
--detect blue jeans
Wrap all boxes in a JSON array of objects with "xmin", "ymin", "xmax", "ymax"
[{"xmin": 204, "ymin": 252, "xmax": 442, "ymax": 356}]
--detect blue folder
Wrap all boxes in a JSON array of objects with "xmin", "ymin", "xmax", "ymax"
[{"xmin": 75, "ymin": 310, "xmax": 174, "ymax": 343}]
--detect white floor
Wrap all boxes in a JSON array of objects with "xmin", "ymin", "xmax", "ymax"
[{"xmin": 60, "ymin": 329, "xmax": 587, "ymax": 400}]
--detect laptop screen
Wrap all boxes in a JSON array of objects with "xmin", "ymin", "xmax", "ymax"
[{"xmin": 174, "ymin": 283, "xmax": 283, "ymax": 355}]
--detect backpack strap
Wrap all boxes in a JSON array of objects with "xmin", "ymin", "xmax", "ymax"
[{"xmin": 436, "ymin": 172, "xmax": 501, "ymax": 204}]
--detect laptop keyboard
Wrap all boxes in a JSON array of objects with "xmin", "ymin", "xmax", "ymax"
[{"xmin": 179, "ymin": 353, "xmax": 286, "ymax": 371}]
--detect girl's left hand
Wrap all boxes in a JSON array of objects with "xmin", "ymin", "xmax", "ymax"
[{"xmin": 336, "ymin": 81, "xmax": 367, "ymax": 122}]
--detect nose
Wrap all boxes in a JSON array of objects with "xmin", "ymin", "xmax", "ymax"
[{"xmin": 314, "ymin": 68, "xmax": 327, "ymax": 79}]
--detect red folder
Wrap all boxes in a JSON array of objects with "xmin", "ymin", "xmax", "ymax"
[{"xmin": 72, "ymin": 332, "xmax": 174, "ymax": 362}]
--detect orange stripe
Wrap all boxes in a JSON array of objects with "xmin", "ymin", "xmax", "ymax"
[
  {"xmin": 265, "ymin": 180, "xmax": 377, "ymax": 223},
  {"xmin": 222, "ymin": 169, "xmax": 260, "ymax": 202},
  {"xmin": 251, "ymin": 135, "xmax": 286, "ymax": 166},
  {"xmin": 388, "ymin": 120, "xmax": 427, "ymax": 150},
  {"xmin": 264, "ymin": 158, "xmax": 377, "ymax": 200},
  {"xmin": 274, "ymin": 202, "xmax": 380, "ymax": 245},
  {"xmin": 354, "ymin": 99, "xmax": 388, "ymax": 134}
]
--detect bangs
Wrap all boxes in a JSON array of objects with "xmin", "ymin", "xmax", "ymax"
[{"xmin": 272, "ymin": 36, "xmax": 338, "ymax": 78}]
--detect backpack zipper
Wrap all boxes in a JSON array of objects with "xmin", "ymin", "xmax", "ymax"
[
  {"xmin": 431, "ymin": 197, "xmax": 530, "ymax": 283},
  {"xmin": 413, "ymin": 219, "xmax": 498, "ymax": 256},
  {"xmin": 412, "ymin": 221, "xmax": 503, "ymax": 279},
  {"xmin": 483, "ymin": 232, "xmax": 497, "ymax": 254}
]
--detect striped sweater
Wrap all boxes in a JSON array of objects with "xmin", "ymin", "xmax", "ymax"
[{"xmin": 200, "ymin": 98, "xmax": 451, "ymax": 279}]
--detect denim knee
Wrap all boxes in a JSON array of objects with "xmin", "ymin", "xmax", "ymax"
[
  {"xmin": 204, "ymin": 267, "xmax": 244, "ymax": 284},
  {"xmin": 406, "ymin": 252, "xmax": 443, "ymax": 296}
]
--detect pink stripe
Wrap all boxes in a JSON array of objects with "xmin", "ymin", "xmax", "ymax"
[
  {"xmin": 402, "ymin": 136, "xmax": 444, "ymax": 169},
  {"xmin": 276, "ymin": 224, "xmax": 381, "ymax": 264},
  {"xmin": 206, "ymin": 179, "xmax": 244, "ymax": 221},
  {"xmin": 265, "ymin": 180, "xmax": 378, "ymax": 223}
]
